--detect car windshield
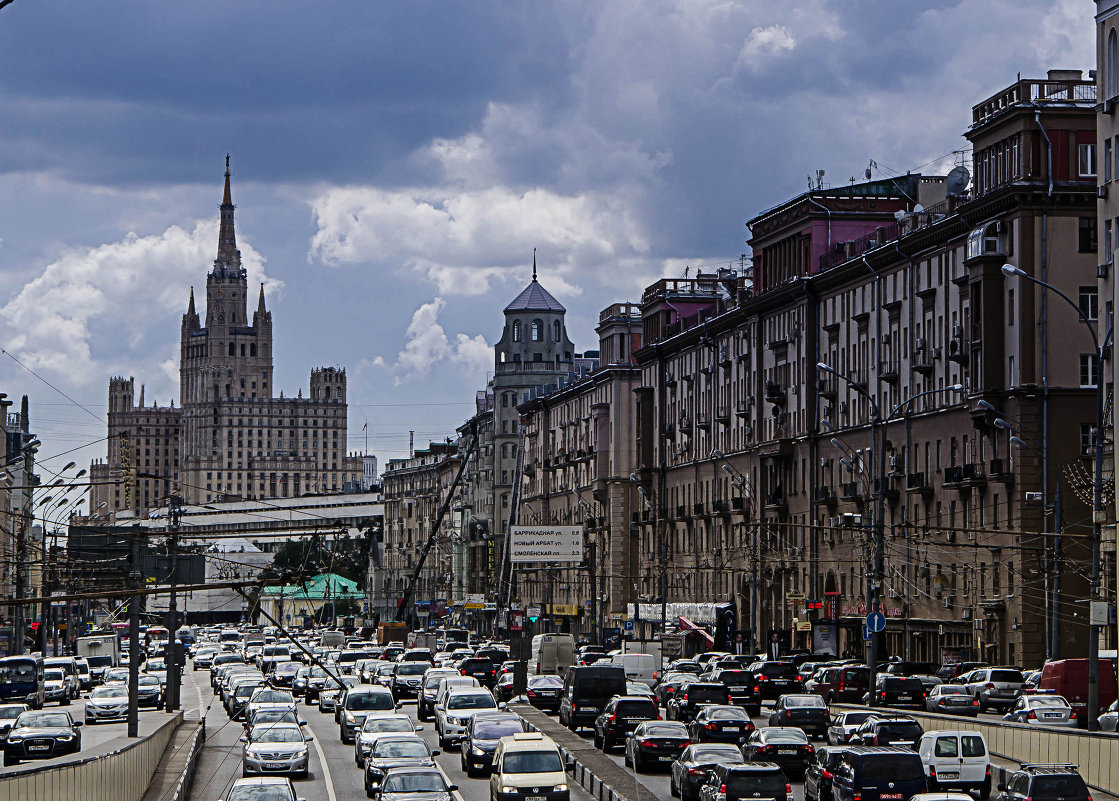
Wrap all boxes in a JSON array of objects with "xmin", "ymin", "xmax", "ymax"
[
  {"xmin": 786, "ymin": 696, "xmax": 825, "ymax": 708},
  {"xmin": 139, "ymin": 676, "xmax": 160, "ymax": 686},
  {"xmin": 348, "ymin": 692, "xmax": 395, "ymax": 710},
  {"xmin": 860, "ymin": 755, "xmax": 925, "ymax": 782},
  {"xmin": 691, "ymin": 746, "xmax": 741, "ymax": 762},
  {"xmin": 616, "ymin": 700, "xmax": 657, "ymax": 716},
  {"xmin": 383, "ymin": 772, "xmax": 445, "ymax": 793},
  {"xmin": 688, "ymin": 685, "xmax": 728, "ymax": 701},
  {"xmin": 252, "ymin": 711, "xmax": 298, "ymax": 725},
  {"xmin": 254, "ymin": 728, "xmax": 304, "ymax": 743},
  {"xmin": 92, "ymin": 687, "xmax": 128, "ymax": 699},
  {"xmin": 0, "ymin": 662, "xmax": 35, "ymax": 684},
  {"xmin": 448, "ymin": 693, "xmax": 495, "ymax": 710},
  {"xmin": 644, "ymin": 723, "xmax": 688, "ymax": 737},
  {"xmin": 1033, "ymin": 697, "xmax": 1071, "ymax": 708},
  {"xmin": 717, "ymin": 671, "xmax": 752, "ymax": 687},
  {"xmin": 1032, "ymin": 776, "xmax": 1089, "ymax": 798},
  {"xmin": 398, "ymin": 664, "xmax": 428, "ymax": 676},
  {"xmin": 16, "ymin": 712, "xmax": 70, "ymax": 728},
  {"xmin": 504, "ymin": 750, "xmax": 563, "ymax": 773},
  {"xmin": 710, "ymin": 707, "xmax": 750, "ymax": 720},
  {"xmin": 363, "ymin": 717, "xmax": 414, "ymax": 733},
  {"xmin": 373, "ymin": 739, "xmax": 429, "ymax": 758},
  {"xmin": 879, "ymin": 723, "xmax": 923, "ymax": 739},
  {"xmin": 45, "ymin": 670, "xmax": 64, "ymax": 681},
  {"xmin": 530, "ymin": 677, "xmax": 563, "ymax": 688},
  {"xmin": 840, "ymin": 712, "xmax": 873, "ymax": 726},
  {"xmin": 726, "ymin": 773, "xmax": 787, "ymax": 796},
  {"xmin": 0, "ymin": 707, "xmax": 24, "ymax": 719},
  {"xmin": 759, "ymin": 664, "xmax": 796, "ymax": 678},
  {"xmin": 475, "ymin": 720, "xmax": 524, "ymax": 739},
  {"xmin": 147, "ymin": 660, "xmax": 166, "ymax": 670},
  {"xmin": 939, "ymin": 687, "xmax": 969, "ymax": 695},
  {"xmin": 765, "ymin": 729, "xmax": 808, "ymax": 743},
  {"xmin": 424, "ymin": 673, "xmax": 455, "ymax": 689},
  {"xmin": 251, "ymin": 690, "xmax": 292, "ymax": 704},
  {"xmin": 226, "ymin": 784, "xmax": 296, "ymax": 801}
]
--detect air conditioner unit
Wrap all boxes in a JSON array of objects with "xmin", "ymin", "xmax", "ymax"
[
  {"xmin": 887, "ymin": 588, "xmax": 899, "ymax": 598},
  {"xmin": 943, "ymin": 597, "xmax": 953, "ymax": 608},
  {"xmin": 829, "ymin": 516, "xmax": 843, "ymax": 527},
  {"xmin": 888, "ymin": 456, "xmax": 898, "ymax": 468},
  {"xmin": 842, "ymin": 513, "xmax": 862, "ymax": 527},
  {"xmin": 914, "ymin": 338, "xmax": 926, "ymax": 352},
  {"xmin": 820, "ymin": 457, "xmax": 831, "ymax": 468},
  {"xmin": 839, "ymin": 401, "xmax": 848, "ymax": 414}
]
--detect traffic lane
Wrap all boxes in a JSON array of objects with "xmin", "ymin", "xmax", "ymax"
[
  {"xmin": 395, "ymin": 697, "xmax": 597, "ymax": 801},
  {"xmin": 298, "ymin": 693, "xmax": 368, "ymax": 801}
]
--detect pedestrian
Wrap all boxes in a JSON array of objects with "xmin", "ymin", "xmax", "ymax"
[{"xmin": 767, "ymin": 632, "xmax": 781, "ymax": 660}]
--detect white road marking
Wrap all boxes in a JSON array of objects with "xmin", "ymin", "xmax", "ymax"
[{"xmin": 309, "ymin": 718, "xmax": 339, "ymax": 801}]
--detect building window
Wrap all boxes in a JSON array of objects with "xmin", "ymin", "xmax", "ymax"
[
  {"xmin": 1110, "ymin": 28, "xmax": 1119, "ymax": 100},
  {"xmin": 1107, "ymin": 139, "xmax": 1114, "ymax": 183},
  {"xmin": 1080, "ymin": 143, "xmax": 1097, "ymax": 177},
  {"xmin": 1007, "ymin": 288, "xmax": 1014, "ymax": 326},
  {"xmin": 1079, "ymin": 286, "xmax": 1099, "ymax": 320},
  {"xmin": 552, "ymin": 320, "xmax": 561, "ymax": 342},
  {"xmin": 228, "ymin": 342, "xmax": 235, "ymax": 356},
  {"xmin": 1079, "ymin": 217, "xmax": 1098, "ymax": 253},
  {"xmin": 1080, "ymin": 354, "xmax": 1099, "ymax": 387},
  {"xmin": 531, "ymin": 319, "xmax": 543, "ymax": 342},
  {"xmin": 1082, "ymin": 423, "xmax": 1096, "ymax": 456},
  {"xmin": 512, "ymin": 320, "xmax": 522, "ymax": 342},
  {"xmin": 1008, "ymin": 355, "xmax": 1015, "ymax": 387}
]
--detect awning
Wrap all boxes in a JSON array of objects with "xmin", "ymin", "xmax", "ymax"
[{"xmin": 677, "ymin": 616, "xmax": 715, "ymax": 646}]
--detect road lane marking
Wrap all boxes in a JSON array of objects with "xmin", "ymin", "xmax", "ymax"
[{"xmin": 309, "ymin": 718, "xmax": 339, "ymax": 801}]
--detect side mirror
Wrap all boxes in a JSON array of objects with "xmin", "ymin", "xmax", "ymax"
[
  {"xmin": 431, "ymin": 749, "xmax": 441, "ymax": 757},
  {"xmin": 304, "ymin": 735, "xmax": 314, "ymax": 742},
  {"xmin": 299, "ymin": 719, "xmax": 307, "ymax": 726},
  {"xmin": 73, "ymin": 721, "xmax": 83, "ymax": 727},
  {"xmin": 997, "ymin": 785, "xmax": 1007, "ymax": 792},
  {"xmin": 396, "ymin": 702, "xmax": 403, "ymax": 709},
  {"xmin": 498, "ymin": 702, "xmax": 507, "ymax": 710},
  {"xmin": 447, "ymin": 786, "xmax": 458, "ymax": 793},
  {"xmin": 415, "ymin": 725, "xmax": 424, "ymax": 731},
  {"xmin": 238, "ymin": 735, "xmax": 247, "ymax": 742}
]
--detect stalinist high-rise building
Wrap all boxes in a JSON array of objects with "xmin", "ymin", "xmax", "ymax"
[{"xmin": 90, "ymin": 160, "xmax": 362, "ymax": 514}]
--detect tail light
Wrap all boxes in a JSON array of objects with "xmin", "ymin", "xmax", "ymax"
[
  {"xmin": 687, "ymin": 768, "xmax": 705, "ymax": 776},
  {"xmin": 609, "ymin": 713, "xmax": 616, "ymax": 722},
  {"xmin": 972, "ymin": 700, "xmax": 979, "ymax": 706},
  {"xmin": 461, "ymin": 669, "xmax": 467, "ymax": 675},
  {"xmin": 923, "ymin": 692, "xmax": 928, "ymax": 698},
  {"xmin": 930, "ymin": 767, "xmax": 937, "ymax": 779},
  {"xmin": 655, "ymin": 713, "xmax": 662, "ymax": 720},
  {"xmin": 640, "ymin": 739, "xmax": 654, "ymax": 748},
  {"xmin": 758, "ymin": 675, "xmax": 769, "ymax": 682},
  {"xmin": 720, "ymin": 785, "xmax": 727, "ymax": 794},
  {"xmin": 853, "ymin": 793, "xmax": 862, "ymax": 801},
  {"xmin": 786, "ymin": 785, "xmax": 792, "ymax": 796},
  {"xmin": 706, "ymin": 723, "xmax": 718, "ymax": 730},
  {"xmin": 1070, "ymin": 712, "xmax": 1078, "ymax": 720},
  {"xmin": 527, "ymin": 690, "xmax": 537, "ymax": 698},
  {"xmin": 1027, "ymin": 711, "xmax": 1037, "ymax": 720},
  {"xmin": 985, "ymin": 683, "xmax": 995, "ymax": 690},
  {"xmin": 786, "ymin": 710, "xmax": 792, "ymax": 719},
  {"xmin": 807, "ymin": 744, "xmax": 815, "ymax": 754},
  {"xmin": 822, "ymin": 771, "xmax": 833, "ymax": 780},
  {"xmin": 839, "ymin": 682, "xmax": 846, "ymax": 692}
]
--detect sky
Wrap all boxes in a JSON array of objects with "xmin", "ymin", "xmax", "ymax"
[{"xmin": 0, "ymin": 0, "xmax": 1096, "ymax": 492}]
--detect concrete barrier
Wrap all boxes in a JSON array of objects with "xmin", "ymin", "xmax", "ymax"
[
  {"xmin": 833, "ymin": 705, "xmax": 1119, "ymax": 798},
  {"xmin": 141, "ymin": 719, "xmax": 205, "ymax": 801},
  {"xmin": 0, "ymin": 712, "xmax": 182, "ymax": 801}
]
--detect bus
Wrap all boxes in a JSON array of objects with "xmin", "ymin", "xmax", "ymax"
[{"xmin": 0, "ymin": 655, "xmax": 44, "ymax": 708}]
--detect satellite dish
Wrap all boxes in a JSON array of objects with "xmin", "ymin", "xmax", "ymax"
[
  {"xmin": 894, "ymin": 210, "xmax": 907, "ymax": 222},
  {"xmin": 913, "ymin": 204, "xmax": 924, "ymax": 214},
  {"xmin": 946, "ymin": 165, "xmax": 971, "ymax": 195}
]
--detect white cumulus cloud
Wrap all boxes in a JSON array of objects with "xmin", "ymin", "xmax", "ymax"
[
  {"xmin": 379, "ymin": 297, "xmax": 491, "ymax": 385},
  {"xmin": 739, "ymin": 24, "xmax": 797, "ymax": 65}
]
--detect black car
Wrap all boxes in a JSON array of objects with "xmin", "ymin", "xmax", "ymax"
[
  {"xmin": 271, "ymin": 662, "xmax": 302, "ymax": 687},
  {"xmin": 851, "ymin": 716, "xmax": 922, "ymax": 749},
  {"xmin": 805, "ymin": 747, "xmax": 850, "ymax": 801},
  {"xmin": 866, "ymin": 677, "xmax": 926, "ymax": 710},
  {"xmin": 371, "ymin": 766, "xmax": 457, "ymax": 801},
  {"xmin": 456, "ymin": 657, "xmax": 497, "ymax": 688},
  {"xmin": 747, "ymin": 662, "xmax": 801, "ymax": 704},
  {"xmin": 698, "ymin": 762, "xmax": 791, "ymax": 801},
  {"xmin": 363, "ymin": 735, "xmax": 438, "ymax": 795},
  {"xmin": 495, "ymin": 672, "xmax": 516, "ymax": 703},
  {"xmin": 625, "ymin": 720, "xmax": 691, "ymax": 772},
  {"xmin": 593, "ymin": 695, "xmax": 659, "ymax": 751},
  {"xmin": 769, "ymin": 694, "xmax": 830, "ymax": 738},
  {"xmin": 656, "ymin": 676, "xmax": 694, "ymax": 707},
  {"xmin": 995, "ymin": 764, "xmax": 1091, "ymax": 801},
  {"xmin": 670, "ymin": 743, "xmax": 742, "ymax": 801},
  {"xmin": 667, "ymin": 682, "xmax": 733, "ymax": 723},
  {"xmin": 831, "ymin": 747, "xmax": 927, "ymax": 801},
  {"xmin": 687, "ymin": 705, "xmax": 756, "ymax": 744},
  {"xmin": 559, "ymin": 665, "xmax": 627, "ymax": 732},
  {"xmin": 741, "ymin": 727, "xmax": 815, "ymax": 778},
  {"xmin": 526, "ymin": 675, "xmax": 563, "ymax": 712},
  {"xmin": 136, "ymin": 674, "xmax": 165, "ymax": 708},
  {"xmin": 708, "ymin": 669, "xmax": 760, "ymax": 712},
  {"xmin": 474, "ymin": 648, "xmax": 510, "ymax": 666},
  {"xmin": 392, "ymin": 662, "xmax": 431, "ymax": 698},
  {"xmin": 457, "ymin": 713, "xmax": 524, "ymax": 776},
  {"xmin": 3, "ymin": 710, "xmax": 83, "ymax": 765}
]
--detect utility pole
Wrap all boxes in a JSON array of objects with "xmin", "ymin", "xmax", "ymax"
[
  {"xmin": 165, "ymin": 495, "xmax": 183, "ymax": 713},
  {"xmin": 126, "ymin": 524, "xmax": 142, "ymax": 738}
]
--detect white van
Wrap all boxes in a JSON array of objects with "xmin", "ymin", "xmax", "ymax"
[
  {"xmin": 490, "ymin": 732, "xmax": 569, "ymax": 801},
  {"xmin": 608, "ymin": 652, "xmax": 657, "ymax": 684},
  {"xmin": 917, "ymin": 730, "xmax": 991, "ymax": 797},
  {"xmin": 529, "ymin": 634, "xmax": 576, "ymax": 675}
]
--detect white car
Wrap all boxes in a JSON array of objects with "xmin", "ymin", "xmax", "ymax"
[
  {"xmin": 1003, "ymin": 694, "xmax": 1078, "ymax": 727},
  {"xmin": 84, "ymin": 685, "xmax": 130, "ymax": 724},
  {"xmin": 353, "ymin": 713, "xmax": 422, "ymax": 765},
  {"xmin": 1099, "ymin": 700, "xmax": 1118, "ymax": 732},
  {"xmin": 917, "ymin": 730, "xmax": 990, "ymax": 796},
  {"xmin": 144, "ymin": 658, "xmax": 169, "ymax": 687},
  {"xmin": 434, "ymin": 687, "xmax": 501, "ymax": 748}
]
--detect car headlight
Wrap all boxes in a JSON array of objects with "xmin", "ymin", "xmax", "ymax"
[
  {"xmin": 246, "ymin": 749, "xmax": 262, "ymax": 759},
  {"xmin": 345, "ymin": 712, "xmax": 356, "ymax": 723},
  {"xmin": 7, "ymin": 735, "xmax": 22, "ymax": 742},
  {"xmin": 554, "ymin": 785, "xmax": 568, "ymax": 792},
  {"xmin": 502, "ymin": 787, "xmax": 519, "ymax": 794},
  {"xmin": 473, "ymin": 747, "xmax": 486, "ymax": 756},
  {"xmin": 57, "ymin": 734, "xmax": 73, "ymax": 741},
  {"xmin": 296, "ymin": 749, "xmax": 308, "ymax": 759}
]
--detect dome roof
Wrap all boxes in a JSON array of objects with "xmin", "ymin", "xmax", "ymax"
[{"xmin": 504, "ymin": 278, "xmax": 565, "ymax": 313}]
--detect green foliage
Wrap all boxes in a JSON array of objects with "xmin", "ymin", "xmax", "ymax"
[{"xmin": 263, "ymin": 530, "xmax": 373, "ymax": 586}]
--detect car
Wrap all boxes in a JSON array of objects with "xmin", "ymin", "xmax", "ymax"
[
  {"xmin": 355, "ymin": 715, "xmax": 423, "ymax": 765},
  {"xmin": 456, "ymin": 657, "xmax": 498, "ymax": 688},
  {"xmin": 866, "ymin": 676, "xmax": 926, "ymax": 709},
  {"xmin": 102, "ymin": 667, "xmax": 130, "ymax": 686},
  {"xmin": 458, "ymin": 711, "xmax": 525, "ymax": 776},
  {"xmin": 495, "ymin": 672, "xmax": 517, "ymax": 703},
  {"xmin": 1098, "ymin": 699, "xmax": 1119, "ymax": 732},
  {"xmin": 391, "ymin": 662, "xmax": 431, "ymax": 698},
  {"xmin": 0, "ymin": 704, "xmax": 28, "ymax": 737},
  {"xmin": 831, "ymin": 747, "xmax": 928, "ymax": 801},
  {"xmin": 687, "ymin": 704, "xmax": 755, "ymax": 744},
  {"xmin": 827, "ymin": 711, "xmax": 875, "ymax": 746},
  {"xmin": 84, "ymin": 685, "xmax": 130, "ymax": 724},
  {"xmin": 43, "ymin": 669, "xmax": 71, "ymax": 705},
  {"xmin": 708, "ymin": 668, "xmax": 762, "ymax": 712},
  {"xmin": 228, "ymin": 680, "xmax": 268, "ymax": 719},
  {"xmin": 303, "ymin": 666, "xmax": 339, "ymax": 701},
  {"xmin": 806, "ymin": 746, "xmax": 851, "ymax": 801},
  {"xmin": 2, "ymin": 709, "xmax": 83, "ymax": 765},
  {"xmin": 769, "ymin": 694, "xmax": 830, "ymax": 738},
  {"xmin": 398, "ymin": 649, "xmax": 434, "ymax": 665},
  {"xmin": 666, "ymin": 682, "xmax": 733, "ymax": 723},
  {"xmin": 526, "ymin": 675, "xmax": 564, "ymax": 712},
  {"xmin": 338, "ymin": 685, "xmax": 400, "ymax": 743},
  {"xmin": 363, "ymin": 735, "xmax": 438, "ymax": 796},
  {"xmin": 559, "ymin": 664, "xmax": 627, "ymax": 732},
  {"xmin": 240, "ymin": 722, "xmax": 312, "ymax": 778},
  {"xmin": 670, "ymin": 743, "xmax": 742, "ymax": 801},
  {"xmin": 1002, "ymin": 695, "xmax": 1078, "ymax": 727},
  {"xmin": 960, "ymin": 668, "xmax": 1025, "ymax": 713},
  {"xmin": 219, "ymin": 775, "xmax": 305, "ymax": 801},
  {"xmin": 319, "ymin": 676, "xmax": 360, "ymax": 713},
  {"xmin": 925, "ymin": 685, "xmax": 980, "ymax": 716},
  {"xmin": 741, "ymin": 727, "xmax": 815, "ymax": 778},
  {"xmin": 291, "ymin": 666, "xmax": 311, "ymax": 697},
  {"xmin": 144, "ymin": 657, "xmax": 169, "ymax": 687},
  {"xmin": 656, "ymin": 676, "xmax": 694, "ymax": 707},
  {"xmin": 851, "ymin": 715, "xmax": 923, "ymax": 749},
  {"xmin": 994, "ymin": 764, "xmax": 1091, "ymax": 801},
  {"xmin": 625, "ymin": 720, "xmax": 691, "ymax": 772},
  {"xmin": 746, "ymin": 661, "xmax": 801, "ymax": 703},
  {"xmin": 698, "ymin": 761, "xmax": 791, "ymax": 801},
  {"xmin": 137, "ymin": 674, "xmax": 165, "ymax": 708},
  {"xmin": 489, "ymin": 732, "xmax": 568, "ymax": 801},
  {"xmin": 936, "ymin": 662, "xmax": 989, "ymax": 682},
  {"xmin": 74, "ymin": 658, "xmax": 93, "ymax": 692},
  {"xmin": 593, "ymin": 695, "xmax": 659, "ymax": 752},
  {"xmin": 43, "ymin": 657, "xmax": 81, "ymax": 700},
  {"xmin": 245, "ymin": 688, "xmax": 298, "ymax": 722},
  {"xmin": 434, "ymin": 687, "xmax": 501, "ymax": 748},
  {"xmin": 917, "ymin": 731, "xmax": 990, "ymax": 798},
  {"xmin": 271, "ymin": 662, "xmax": 302, "ymax": 688},
  {"xmin": 371, "ymin": 766, "xmax": 456, "ymax": 801},
  {"xmin": 417, "ymin": 669, "xmax": 461, "ymax": 720},
  {"xmin": 812, "ymin": 665, "xmax": 872, "ymax": 705},
  {"xmin": 374, "ymin": 663, "xmax": 399, "ymax": 687}
]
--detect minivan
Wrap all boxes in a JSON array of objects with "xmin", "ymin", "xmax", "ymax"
[
  {"xmin": 558, "ymin": 665, "xmax": 626, "ymax": 731},
  {"xmin": 917, "ymin": 730, "xmax": 990, "ymax": 798},
  {"xmin": 1037, "ymin": 658, "xmax": 1118, "ymax": 725},
  {"xmin": 608, "ymin": 653, "xmax": 657, "ymax": 684},
  {"xmin": 531, "ymin": 634, "xmax": 576, "ymax": 676},
  {"xmin": 490, "ymin": 732, "xmax": 569, "ymax": 801},
  {"xmin": 831, "ymin": 747, "xmax": 927, "ymax": 801}
]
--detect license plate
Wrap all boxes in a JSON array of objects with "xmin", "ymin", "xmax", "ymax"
[
  {"xmin": 1043, "ymin": 713, "xmax": 1061, "ymax": 719},
  {"xmin": 660, "ymin": 755, "xmax": 675, "ymax": 761},
  {"xmin": 882, "ymin": 794, "xmax": 903, "ymax": 799},
  {"xmin": 778, "ymin": 749, "xmax": 796, "ymax": 755},
  {"xmin": 265, "ymin": 762, "xmax": 286, "ymax": 769},
  {"xmin": 940, "ymin": 772, "xmax": 959, "ymax": 779},
  {"xmin": 528, "ymin": 796, "xmax": 545, "ymax": 801},
  {"xmin": 28, "ymin": 744, "xmax": 50, "ymax": 751},
  {"xmin": 899, "ymin": 695, "xmax": 913, "ymax": 700}
]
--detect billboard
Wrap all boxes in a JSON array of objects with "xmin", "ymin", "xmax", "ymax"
[{"xmin": 509, "ymin": 526, "xmax": 584, "ymax": 563}]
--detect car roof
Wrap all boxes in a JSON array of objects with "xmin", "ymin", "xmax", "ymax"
[
  {"xmin": 230, "ymin": 776, "xmax": 293, "ymax": 787},
  {"xmin": 498, "ymin": 732, "xmax": 558, "ymax": 751}
]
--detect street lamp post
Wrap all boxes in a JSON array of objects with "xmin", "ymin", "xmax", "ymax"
[
  {"xmin": 1001, "ymin": 262, "xmax": 1114, "ymax": 730},
  {"xmin": 816, "ymin": 362, "xmax": 961, "ymax": 700}
]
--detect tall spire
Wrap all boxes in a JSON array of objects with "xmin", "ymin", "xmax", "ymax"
[
  {"xmin": 257, "ymin": 283, "xmax": 267, "ymax": 316},
  {"xmin": 214, "ymin": 154, "xmax": 241, "ymax": 275},
  {"xmin": 187, "ymin": 286, "xmax": 196, "ymax": 316},
  {"xmin": 532, "ymin": 247, "xmax": 537, "ymax": 282}
]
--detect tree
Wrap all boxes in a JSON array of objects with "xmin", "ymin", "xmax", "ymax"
[{"xmin": 262, "ymin": 529, "xmax": 374, "ymax": 587}]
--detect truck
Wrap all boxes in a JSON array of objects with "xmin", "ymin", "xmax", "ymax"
[
  {"xmin": 529, "ymin": 633, "xmax": 576, "ymax": 675},
  {"xmin": 75, "ymin": 635, "xmax": 120, "ymax": 683},
  {"xmin": 408, "ymin": 632, "xmax": 439, "ymax": 651},
  {"xmin": 377, "ymin": 621, "xmax": 408, "ymax": 646}
]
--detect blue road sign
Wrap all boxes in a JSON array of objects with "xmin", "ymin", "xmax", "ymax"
[
  {"xmin": 624, "ymin": 620, "xmax": 635, "ymax": 632},
  {"xmin": 862, "ymin": 624, "xmax": 873, "ymax": 641},
  {"xmin": 866, "ymin": 611, "xmax": 886, "ymax": 633}
]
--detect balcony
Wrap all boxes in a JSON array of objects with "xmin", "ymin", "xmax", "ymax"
[
  {"xmin": 735, "ymin": 399, "xmax": 751, "ymax": 418},
  {"xmin": 693, "ymin": 502, "xmax": 706, "ymax": 517},
  {"xmin": 676, "ymin": 505, "xmax": 689, "ymax": 519},
  {"xmin": 840, "ymin": 482, "xmax": 863, "ymax": 502},
  {"xmin": 947, "ymin": 335, "xmax": 968, "ymax": 366},
  {"xmin": 696, "ymin": 411, "xmax": 711, "ymax": 430},
  {"xmin": 765, "ymin": 380, "xmax": 786, "ymax": 404},
  {"xmin": 943, "ymin": 465, "xmax": 964, "ymax": 486},
  {"xmin": 664, "ymin": 422, "xmax": 676, "ymax": 441},
  {"xmin": 814, "ymin": 486, "xmax": 837, "ymax": 506},
  {"xmin": 764, "ymin": 493, "xmax": 788, "ymax": 514},
  {"xmin": 961, "ymin": 462, "xmax": 987, "ymax": 487},
  {"xmin": 873, "ymin": 476, "xmax": 900, "ymax": 502},
  {"xmin": 679, "ymin": 416, "xmax": 693, "ymax": 436},
  {"xmin": 879, "ymin": 360, "xmax": 900, "ymax": 384},
  {"xmin": 817, "ymin": 377, "xmax": 838, "ymax": 399},
  {"xmin": 990, "ymin": 458, "xmax": 1013, "ymax": 483},
  {"xmin": 713, "ymin": 499, "xmax": 730, "ymax": 514},
  {"xmin": 716, "ymin": 405, "xmax": 731, "ymax": 424},
  {"xmin": 731, "ymin": 496, "xmax": 746, "ymax": 511},
  {"xmin": 905, "ymin": 472, "xmax": 930, "ymax": 494}
]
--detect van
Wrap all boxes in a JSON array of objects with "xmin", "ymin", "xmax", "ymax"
[
  {"xmin": 319, "ymin": 631, "xmax": 346, "ymax": 649},
  {"xmin": 43, "ymin": 657, "xmax": 79, "ymax": 701},
  {"xmin": 608, "ymin": 653, "xmax": 657, "ymax": 684},
  {"xmin": 1037, "ymin": 658, "xmax": 1118, "ymax": 724},
  {"xmin": 490, "ymin": 732, "xmax": 569, "ymax": 801},
  {"xmin": 832, "ymin": 747, "xmax": 927, "ymax": 801},
  {"xmin": 558, "ymin": 664, "xmax": 627, "ymax": 731},
  {"xmin": 917, "ymin": 731, "xmax": 991, "ymax": 798},
  {"xmin": 530, "ymin": 634, "xmax": 576, "ymax": 676}
]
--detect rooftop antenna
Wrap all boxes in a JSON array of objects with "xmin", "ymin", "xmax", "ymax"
[{"xmin": 532, "ymin": 247, "xmax": 537, "ymax": 281}]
